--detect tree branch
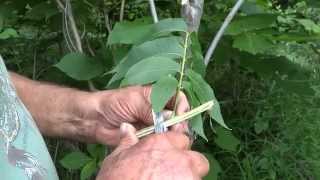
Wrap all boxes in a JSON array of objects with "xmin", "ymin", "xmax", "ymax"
[
  {"xmin": 120, "ymin": 0, "xmax": 126, "ymax": 21},
  {"xmin": 65, "ymin": 0, "xmax": 83, "ymax": 52},
  {"xmin": 204, "ymin": 0, "xmax": 244, "ymax": 66},
  {"xmin": 104, "ymin": 9, "xmax": 112, "ymax": 33},
  {"xmin": 148, "ymin": 0, "xmax": 159, "ymax": 23},
  {"xmin": 55, "ymin": 0, "xmax": 65, "ymax": 11}
]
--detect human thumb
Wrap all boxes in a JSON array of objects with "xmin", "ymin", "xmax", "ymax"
[{"xmin": 114, "ymin": 123, "xmax": 139, "ymax": 153}]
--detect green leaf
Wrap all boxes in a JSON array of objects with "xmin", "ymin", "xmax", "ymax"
[
  {"xmin": 211, "ymin": 99, "xmax": 228, "ymax": 129},
  {"xmin": 240, "ymin": 2, "xmax": 267, "ymax": 15},
  {"xmin": 86, "ymin": 144, "xmax": 106, "ymax": 160},
  {"xmin": 55, "ymin": 53, "xmax": 104, "ymax": 81},
  {"xmin": 270, "ymin": 32, "xmax": 320, "ymax": 42},
  {"xmin": 190, "ymin": 115, "xmax": 208, "ymax": 141},
  {"xmin": 80, "ymin": 161, "xmax": 97, "ymax": 180},
  {"xmin": 186, "ymin": 70, "xmax": 229, "ymax": 129},
  {"xmin": 214, "ymin": 126, "xmax": 240, "ymax": 152},
  {"xmin": 190, "ymin": 33, "xmax": 206, "ymax": 76},
  {"xmin": 239, "ymin": 55, "xmax": 314, "ymax": 95},
  {"xmin": 107, "ymin": 20, "xmax": 152, "ymax": 45},
  {"xmin": 183, "ymin": 81, "xmax": 207, "ymax": 141},
  {"xmin": 151, "ymin": 76, "xmax": 178, "ymax": 112},
  {"xmin": 60, "ymin": 152, "xmax": 92, "ymax": 170},
  {"xmin": 226, "ymin": 14, "xmax": 277, "ymax": 35},
  {"xmin": 0, "ymin": 28, "xmax": 18, "ymax": 39},
  {"xmin": 107, "ymin": 18, "xmax": 187, "ymax": 45},
  {"xmin": 254, "ymin": 120, "xmax": 269, "ymax": 134},
  {"xmin": 203, "ymin": 153, "xmax": 222, "ymax": 180},
  {"xmin": 121, "ymin": 57, "xmax": 180, "ymax": 86},
  {"xmin": 296, "ymin": 19, "xmax": 320, "ymax": 34},
  {"xmin": 25, "ymin": 2, "xmax": 58, "ymax": 20},
  {"xmin": 233, "ymin": 34, "xmax": 273, "ymax": 55},
  {"xmin": 109, "ymin": 37, "xmax": 183, "ymax": 85}
]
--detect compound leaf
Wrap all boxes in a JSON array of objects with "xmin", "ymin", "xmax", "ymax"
[
  {"xmin": 121, "ymin": 57, "xmax": 180, "ymax": 86},
  {"xmin": 151, "ymin": 75, "xmax": 178, "ymax": 113},
  {"xmin": 108, "ymin": 18, "xmax": 187, "ymax": 45},
  {"xmin": 109, "ymin": 36, "xmax": 183, "ymax": 85},
  {"xmin": 186, "ymin": 70, "xmax": 229, "ymax": 129}
]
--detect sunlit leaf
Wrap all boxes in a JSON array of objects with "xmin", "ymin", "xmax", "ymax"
[
  {"xmin": 296, "ymin": 19, "xmax": 320, "ymax": 34},
  {"xmin": 0, "ymin": 28, "xmax": 18, "ymax": 39}
]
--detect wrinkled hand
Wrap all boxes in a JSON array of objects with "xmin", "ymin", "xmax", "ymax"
[
  {"xmin": 81, "ymin": 86, "xmax": 190, "ymax": 145},
  {"xmin": 96, "ymin": 123, "xmax": 209, "ymax": 180}
]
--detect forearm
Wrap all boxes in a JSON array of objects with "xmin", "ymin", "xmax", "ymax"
[{"xmin": 10, "ymin": 72, "xmax": 94, "ymax": 139}]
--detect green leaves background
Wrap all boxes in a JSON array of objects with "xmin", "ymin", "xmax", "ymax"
[{"xmin": 2, "ymin": 0, "xmax": 319, "ymax": 179}]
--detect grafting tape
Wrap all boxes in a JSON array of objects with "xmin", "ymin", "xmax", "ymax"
[{"xmin": 152, "ymin": 111, "xmax": 168, "ymax": 134}]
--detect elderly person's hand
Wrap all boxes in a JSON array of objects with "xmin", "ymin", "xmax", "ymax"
[
  {"xmin": 83, "ymin": 86, "xmax": 190, "ymax": 145},
  {"xmin": 11, "ymin": 73, "xmax": 190, "ymax": 146},
  {"xmin": 97, "ymin": 123, "xmax": 209, "ymax": 180}
]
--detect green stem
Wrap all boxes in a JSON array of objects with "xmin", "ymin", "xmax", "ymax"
[{"xmin": 172, "ymin": 32, "xmax": 190, "ymax": 115}]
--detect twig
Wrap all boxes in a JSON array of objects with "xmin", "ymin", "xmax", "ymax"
[
  {"xmin": 172, "ymin": 32, "xmax": 190, "ymax": 114},
  {"xmin": 104, "ymin": 9, "xmax": 112, "ymax": 33},
  {"xmin": 65, "ymin": 0, "xmax": 83, "ymax": 52},
  {"xmin": 136, "ymin": 101, "xmax": 214, "ymax": 138},
  {"xmin": 55, "ymin": 0, "xmax": 64, "ymax": 10},
  {"xmin": 148, "ymin": 0, "xmax": 159, "ymax": 23},
  {"xmin": 86, "ymin": 38, "xmax": 95, "ymax": 56},
  {"xmin": 120, "ymin": 0, "xmax": 126, "ymax": 21},
  {"xmin": 55, "ymin": 0, "xmax": 97, "ymax": 91},
  {"xmin": 204, "ymin": 0, "xmax": 244, "ymax": 66}
]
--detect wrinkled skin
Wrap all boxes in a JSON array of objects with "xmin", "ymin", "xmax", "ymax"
[
  {"xmin": 12, "ymin": 72, "xmax": 190, "ymax": 146},
  {"xmin": 97, "ymin": 123, "xmax": 209, "ymax": 180},
  {"xmin": 11, "ymin": 73, "xmax": 206, "ymax": 179},
  {"xmin": 80, "ymin": 86, "xmax": 190, "ymax": 145}
]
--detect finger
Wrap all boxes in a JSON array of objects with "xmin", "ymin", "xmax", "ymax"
[
  {"xmin": 162, "ymin": 110, "xmax": 173, "ymax": 120},
  {"xmin": 95, "ymin": 126, "xmax": 121, "ymax": 146},
  {"xmin": 114, "ymin": 123, "xmax": 139, "ymax": 153},
  {"xmin": 171, "ymin": 121, "xmax": 189, "ymax": 133},
  {"xmin": 164, "ymin": 132, "xmax": 191, "ymax": 150},
  {"xmin": 176, "ymin": 92, "xmax": 190, "ymax": 115},
  {"xmin": 166, "ymin": 91, "xmax": 190, "ymax": 115},
  {"xmin": 140, "ymin": 85, "xmax": 154, "ymax": 125},
  {"xmin": 185, "ymin": 151, "xmax": 210, "ymax": 177}
]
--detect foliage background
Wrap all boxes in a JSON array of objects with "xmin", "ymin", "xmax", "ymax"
[{"xmin": 1, "ymin": 0, "xmax": 320, "ymax": 179}]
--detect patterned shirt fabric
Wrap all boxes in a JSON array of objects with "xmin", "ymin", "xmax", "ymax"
[{"xmin": 0, "ymin": 56, "xmax": 59, "ymax": 180}]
